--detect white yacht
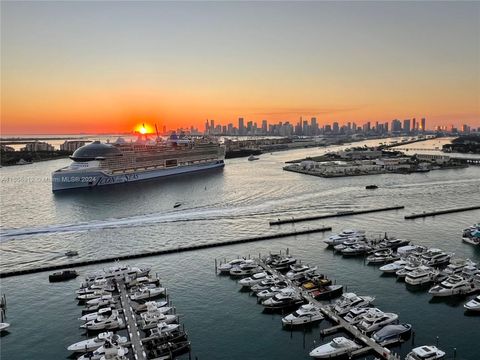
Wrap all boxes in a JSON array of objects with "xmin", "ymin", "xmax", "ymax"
[
  {"xmin": 262, "ymin": 289, "xmax": 303, "ymax": 309},
  {"xmin": 129, "ymin": 286, "xmax": 165, "ymax": 301},
  {"xmin": 256, "ymin": 285, "xmax": 290, "ymax": 300},
  {"xmin": 79, "ymin": 307, "xmax": 114, "ymax": 322},
  {"xmin": 67, "ymin": 333, "xmax": 127, "ymax": 352},
  {"xmin": 357, "ymin": 311, "xmax": 398, "ymax": 333},
  {"xmin": 270, "ymin": 256, "xmax": 297, "ymax": 270},
  {"xmin": 78, "ymin": 342, "xmax": 129, "ymax": 360},
  {"xmin": 323, "ymin": 230, "xmax": 365, "ymax": 246},
  {"xmin": 366, "ymin": 249, "xmax": 399, "ymax": 264},
  {"xmin": 84, "ymin": 264, "xmax": 150, "ymax": 286},
  {"xmin": 99, "ymin": 344, "xmax": 128, "ymax": 360},
  {"xmin": 149, "ymin": 322, "xmax": 181, "ymax": 337},
  {"xmin": 405, "ymin": 265, "xmax": 438, "ymax": 286},
  {"xmin": 0, "ymin": 322, "xmax": 10, "ymax": 332},
  {"xmin": 77, "ymin": 290, "xmax": 111, "ymax": 301},
  {"xmin": 405, "ymin": 345, "xmax": 445, "ymax": 360},
  {"xmin": 286, "ymin": 264, "xmax": 318, "ymax": 280},
  {"xmin": 428, "ymin": 275, "xmax": 477, "ymax": 297},
  {"xmin": 421, "ymin": 249, "xmax": 452, "ymax": 267},
  {"xmin": 461, "ymin": 265, "xmax": 480, "ymax": 278},
  {"xmin": 309, "ymin": 337, "xmax": 361, "ymax": 358},
  {"xmin": 333, "ymin": 293, "xmax": 375, "ymax": 316},
  {"xmin": 217, "ymin": 259, "xmax": 248, "ymax": 273},
  {"xmin": 435, "ymin": 258, "xmax": 477, "ymax": 282},
  {"xmin": 341, "ymin": 243, "xmax": 372, "ymax": 256},
  {"xmin": 135, "ymin": 301, "xmax": 171, "ymax": 315},
  {"xmin": 379, "ymin": 259, "xmax": 409, "ymax": 273},
  {"xmin": 229, "ymin": 262, "xmax": 261, "ymax": 277},
  {"xmin": 238, "ymin": 272, "xmax": 272, "ymax": 287},
  {"xmin": 140, "ymin": 310, "xmax": 178, "ymax": 330},
  {"xmin": 396, "ymin": 260, "xmax": 422, "ymax": 279},
  {"xmin": 81, "ymin": 312, "xmax": 125, "ymax": 331},
  {"xmin": 281, "ymin": 303, "xmax": 324, "ymax": 326},
  {"xmin": 84, "ymin": 297, "xmax": 117, "ymax": 312},
  {"xmin": 251, "ymin": 278, "xmax": 284, "ymax": 293},
  {"xmin": 464, "ymin": 295, "xmax": 480, "ymax": 312},
  {"xmin": 343, "ymin": 307, "xmax": 382, "ymax": 325}
]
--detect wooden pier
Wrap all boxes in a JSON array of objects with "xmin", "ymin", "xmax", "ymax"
[
  {"xmin": 0, "ymin": 227, "xmax": 331, "ymax": 278},
  {"xmin": 257, "ymin": 258, "xmax": 398, "ymax": 360},
  {"xmin": 117, "ymin": 281, "xmax": 147, "ymax": 360},
  {"xmin": 404, "ymin": 205, "xmax": 480, "ymax": 219},
  {"xmin": 269, "ymin": 206, "xmax": 405, "ymax": 226}
]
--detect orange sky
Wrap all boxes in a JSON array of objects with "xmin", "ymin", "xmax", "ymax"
[{"xmin": 1, "ymin": 1, "xmax": 479, "ymax": 134}]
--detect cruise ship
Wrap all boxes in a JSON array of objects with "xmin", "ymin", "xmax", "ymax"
[{"xmin": 52, "ymin": 134, "xmax": 225, "ymax": 191}]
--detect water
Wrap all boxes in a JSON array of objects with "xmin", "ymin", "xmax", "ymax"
[{"xmin": 1, "ymin": 137, "xmax": 479, "ymax": 359}]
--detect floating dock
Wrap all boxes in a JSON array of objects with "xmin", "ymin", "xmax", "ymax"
[
  {"xmin": 0, "ymin": 227, "xmax": 331, "ymax": 278},
  {"xmin": 404, "ymin": 205, "xmax": 480, "ymax": 219},
  {"xmin": 269, "ymin": 206, "xmax": 405, "ymax": 226}
]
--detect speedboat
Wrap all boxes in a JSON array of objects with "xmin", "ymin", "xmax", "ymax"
[
  {"xmin": 78, "ymin": 341, "xmax": 129, "ymax": 360},
  {"xmin": 67, "ymin": 333, "xmax": 127, "ymax": 352},
  {"xmin": 428, "ymin": 275, "xmax": 477, "ymax": 297},
  {"xmin": 464, "ymin": 295, "xmax": 480, "ymax": 312},
  {"xmin": 217, "ymin": 258, "xmax": 248, "ymax": 273},
  {"xmin": 309, "ymin": 337, "xmax": 361, "ymax": 358},
  {"xmin": 421, "ymin": 248, "xmax": 452, "ymax": 267},
  {"xmin": 333, "ymin": 292, "xmax": 375, "ymax": 315},
  {"xmin": 129, "ymin": 286, "xmax": 165, "ymax": 301},
  {"xmin": 238, "ymin": 272, "xmax": 272, "ymax": 287},
  {"xmin": 405, "ymin": 345, "xmax": 445, "ymax": 360},
  {"xmin": 281, "ymin": 303, "xmax": 324, "ymax": 326},
  {"xmin": 81, "ymin": 312, "xmax": 125, "ymax": 331},
  {"xmin": 79, "ymin": 307, "xmax": 115, "ymax": 322},
  {"xmin": 372, "ymin": 323, "xmax": 412, "ymax": 346},
  {"xmin": 366, "ymin": 249, "xmax": 399, "ymax": 264},
  {"xmin": 405, "ymin": 266, "xmax": 438, "ymax": 286},
  {"xmin": 262, "ymin": 289, "xmax": 303, "ymax": 309},
  {"xmin": 357, "ymin": 310, "xmax": 398, "ymax": 333},
  {"xmin": 286, "ymin": 264, "xmax": 317, "ymax": 280},
  {"xmin": 379, "ymin": 259, "xmax": 409, "ymax": 273},
  {"xmin": 0, "ymin": 322, "xmax": 10, "ymax": 332}
]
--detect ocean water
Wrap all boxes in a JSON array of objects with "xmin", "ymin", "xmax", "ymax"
[{"xmin": 0, "ymin": 138, "xmax": 479, "ymax": 359}]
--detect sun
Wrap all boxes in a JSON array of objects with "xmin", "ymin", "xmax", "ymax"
[
  {"xmin": 140, "ymin": 126, "xmax": 147, "ymax": 135},
  {"xmin": 135, "ymin": 123, "xmax": 150, "ymax": 135}
]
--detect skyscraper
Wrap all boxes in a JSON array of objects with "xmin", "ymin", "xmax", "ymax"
[
  {"xmin": 238, "ymin": 117, "xmax": 245, "ymax": 135},
  {"xmin": 403, "ymin": 119, "xmax": 411, "ymax": 133},
  {"xmin": 420, "ymin": 118, "xmax": 426, "ymax": 132}
]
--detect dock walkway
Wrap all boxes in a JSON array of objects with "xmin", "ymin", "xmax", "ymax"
[
  {"xmin": 257, "ymin": 259, "xmax": 397, "ymax": 360},
  {"xmin": 117, "ymin": 281, "xmax": 147, "ymax": 360}
]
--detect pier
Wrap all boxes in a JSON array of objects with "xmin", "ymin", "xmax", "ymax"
[
  {"xmin": 0, "ymin": 227, "xmax": 332, "ymax": 278},
  {"xmin": 269, "ymin": 206, "xmax": 404, "ymax": 226},
  {"xmin": 256, "ymin": 258, "xmax": 399, "ymax": 360},
  {"xmin": 404, "ymin": 205, "xmax": 480, "ymax": 219}
]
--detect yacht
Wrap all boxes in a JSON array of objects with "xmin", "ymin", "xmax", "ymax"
[
  {"xmin": 461, "ymin": 265, "xmax": 480, "ymax": 279},
  {"xmin": 79, "ymin": 307, "xmax": 115, "ymax": 322},
  {"xmin": 429, "ymin": 275, "xmax": 477, "ymax": 297},
  {"xmin": 379, "ymin": 259, "xmax": 409, "ymax": 273},
  {"xmin": 251, "ymin": 278, "xmax": 284, "ymax": 293},
  {"xmin": 421, "ymin": 249, "xmax": 452, "ymax": 267},
  {"xmin": 67, "ymin": 333, "xmax": 127, "ymax": 352},
  {"xmin": 372, "ymin": 323, "xmax": 412, "ymax": 346},
  {"xmin": 140, "ymin": 310, "xmax": 178, "ymax": 330},
  {"xmin": 131, "ymin": 300, "xmax": 168, "ymax": 313},
  {"xmin": 238, "ymin": 272, "xmax": 272, "ymax": 287},
  {"xmin": 396, "ymin": 260, "xmax": 423, "ymax": 279},
  {"xmin": 149, "ymin": 322, "xmax": 181, "ymax": 337},
  {"xmin": 129, "ymin": 286, "xmax": 165, "ymax": 301},
  {"xmin": 309, "ymin": 285, "xmax": 344, "ymax": 301},
  {"xmin": 366, "ymin": 249, "xmax": 399, "ymax": 264},
  {"xmin": 309, "ymin": 337, "xmax": 361, "ymax": 358},
  {"xmin": 333, "ymin": 238, "xmax": 365, "ymax": 252},
  {"xmin": 84, "ymin": 264, "xmax": 150, "ymax": 286},
  {"xmin": 99, "ymin": 343, "xmax": 128, "ymax": 360},
  {"xmin": 375, "ymin": 238, "xmax": 410, "ymax": 250},
  {"xmin": 81, "ymin": 312, "xmax": 125, "ymax": 331},
  {"xmin": 256, "ymin": 285, "xmax": 291, "ymax": 300},
  {"xmin": 405, "ymin": 345, "xmax": 445, "ymax": 360},
  {"xmin": 78, "ymin": 342, "xmax": 129, "ymax": 360},
  {"xmin": 464, "ymin": 295, "xmax": 480, "ymax": 312},
  {"xmin": 217, "ymin": 259, "xmax": 248, "ymax": 273},
  {"xmin": 286, "ymin": 264, "xmax": 318, "ymax": 280},
  {"xmin": 333, "ymin": 292, "xmax": 375, "ymax": 316},
  {"xmin": 229, "ymin": 262, "xmax": 261, "ymax": 277},
  {"xmin": 357, "ymin": 311, "xmax": 399, "ymax": 333},
  {"xmin": 270, "ymin": 256, "xmax": 297, "ymax": 271},
  {"xmin": 341, "ymin": 243, "xmax": 372, "ymax": 256},
  {"xmin": 405, "ymin": 266, "xmax": 438, "ymax": 286},
  {"xmin": 343, "ymin": 307, "xmax": 380, "ymax": 325},
  {"xmin": 84, "ymin": 297, "xmax": 117, "ymax": 312},
  {"xmin": 323, "ymin": 230, "xmax": 365, "ymax": 246},
  {"xmin": 262, "ymin": 289, "xmax": 303, "ymax": 309},
  {"xmin": 77, "ymin": 290, "xmax": 111, "ymax": 301},
  {"xmin": 281, "ymin": 303, "xmax": 324, "ymax": 326},
  {"xmin": 435, "ymin": 258, "xmax": 477, "ymax": 282}
]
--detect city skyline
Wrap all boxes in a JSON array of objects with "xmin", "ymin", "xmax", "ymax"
[{"xmin": 2, "ymin": 1, "xmax": 479, "ymax": 134}]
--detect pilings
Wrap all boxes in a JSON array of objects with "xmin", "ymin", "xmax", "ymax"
[
  {"xmin": 0, "ymin": 227, "xmax": 331, "ymax": 278},
  {"xmin": 404, "ymin": 205, "xmax": 480, "ymax": 219},
  {"xmin": 269, "ymin": 206, "xmax": 405, "ymax": 225}
]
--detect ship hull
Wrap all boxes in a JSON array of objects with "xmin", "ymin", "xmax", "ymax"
[{"xmin": 52, "ymin": 160, "xmax": 224, "ymax": 192}]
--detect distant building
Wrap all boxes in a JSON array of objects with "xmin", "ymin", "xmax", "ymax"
[
  {"xmin": 60, "ymin": 140, "xmax": 87, "ymax": 152},
  {"xmin": 420, "ymin": 117, "xmax": 426, "ymax": 132},
  {"xmin": 403, "ymin": 119, "xmax": 411, "ymax": 133},
  {"xmin": 22, "ymin": 141, "xmax": 54, "ymax": 152},
  {"xmin": 0, "ymin": 144, "xmax": 15, "ymax": 152},
  {"xmin": 238, "ymin": 117, "xmax": 245, "ymax": 135},
  {"xmin": 415, "ymin": 154, "xmax": 450, "ymax": 164}
]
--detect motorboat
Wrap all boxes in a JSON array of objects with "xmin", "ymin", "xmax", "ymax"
[
  {"xmin": 333, "ymin": 238, "xmax": 365, "ymax": 252},
  {"xmin": 256, "ymin": 284, "xmax": 291, "ymax": 300},
  {"xmin": 357, "ymin": 310, "xmax": 398, "ymax": 333},
  {"xmin": 0, "ymin": 322, "xmax": 10, "ymax": 332},
  {"xmin": 65, "ymin": 250, "xmax": 79, "ymax": 257},
  {"xmin": 86, "ymin": 294, "xmax": 114, "ymax": 306},
  {"xmin": 251, "ymin": 278, "xmax": 284, "ymax": 292},
  {"xmin": 129, "ymin": 286, "xmax": 165, "ymax": 301},
  {"xmin": 372, "ymin": 323, "xmax": 412, "ymax": 346},
  {"xmin": 428, "ymin": 275, "xmax": 477, "ymax": 297},
  {"xmin": 126, "ymin": 274, "xmax": 161, "ymax": 288},
  {"xmin": 262, "ymin": 289, "xmax": 303, "ymax": 309},
  {"xmin": 379, "ymin": 259, "xmax": 409, "ymax": 273},
  {"xmin": 323, "ymin": 230, "xmax": 366, "ymax": 246},
  {"xmin": 343, "ymin": 307, "xmax": 381, "ymax": 325},
  {"xmin": 309, "ymin": 285, "xmax": 344, "ymax": 300},
  {"xmin": 77, "ymin": 280, "xmax": 115, "ymax": 295},
  {"xmin": 67, "ymin": 332, "xmax": 127, "ymax": 352},
  {"xmin": 341, "ymin": 243, "xmax": 372, "ymax": 256},
  {"xmin": 374, "ymin": 238, "xmax": 410, "ymax": 250},
  {"xmin": 78, "ymin": 341, "xmax": 129, "ymax": 360},
  {"xmin": 100, "ymin": 344, "xmax": 128, "ymax": 360},
  {"xmin": 435, "ymin": 258, "xmax": 477, "ymax": 282},
  {"xmin": 238, "ymin": 272, "xmax": 272, "ymax": 287},
  {"xmin": 140, "ymin": 304, "xmax": 178, "ymax": 329},
  {"xmin": 397, "ymin": 245, "xmax": 427, "ymax": 257},
  {"xmin": 461, "ymin": 264, "xmax": 480, "ymax": 278},
  {"xmin": 464, "ymin": 295, "xmax": 480, "ymax": 312},
  {"xmin": 84, "ymin": 299, "xmax": 117, "ymax": 313},
  {"xmin": 217, "ymin": 258, "xmax": 248, "ymax": 273},
  {"xmin": 309, "ymin": 337, "xmax": 361, "ymax": 358},
  {"xmin": 270, "ymin": 256, "xmax": 297, "ymax": 271},
  {"xmin": 229, "ymin": 262, "xmax": 261, "ymax": 277},
  {"xmin": 248, "ymin": 154, "xmax": 259, "ymax": 161},
  {"xmin": 49, "ymin": 270, "xmax": 78, "ymax": 282},
  {"xmin": 396, "ymin": 260, "xmax": 423, "ymax": 279},
  {"xmin": 366, "ymin": 249, "xmax": 399, "ymax": 264},
  {"xmin": 405, "ymin": 266, "xmax": 438, "ymax": 286},
  {"xmin": 282, "ymin": 303, "xmax": 323, "ymax": 326},
  {"xmin": 83, "ymin": 264, "xmax": 150, "ymax": 286},
  {"xmin": 81, "ymin": 312, "xmax": 125, "ymax": 331},
  {"xmin": 145, "ymin": 340, "xmax": 190, "ymax": 360},
  {"xmin": 77, "ymin": 290, "xmax": 111, "ymax": 301},
  {"xmin": 149, "ymin": 322, "xmax": 181, "ymax": 337},
  {"xmin": 286, "ymin": 265, "xmax": 318, "ymax": 280},
  {"xmin": 405, "ymin": 345, "xmax": 446, "ymax": 360},
  {"xmin": 333, "ymin": 292, "xmax": 375, "ymax": 315},
  {"xmin": 79, "ymin": 307, "xmax": 115, "ymax": 322},
  {"xmin": 131, "ymin": 300, "xmax": 168, "ymax": 313},
  {"xmin": 421, "ymin": 248, "xmax": 452, "ymax": 267}
]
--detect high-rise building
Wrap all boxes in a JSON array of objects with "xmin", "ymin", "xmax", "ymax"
[
  {"xmin": 261, "ymin": 120, "xmax": 267, "ymax": 134},
  {"xmin": 412, "ymin": 118, "xmax": 416, "ymax": 131},
  {"xmin": 420, "ymin": 118, "xmax": 426, "ymax": 132},
  {"xmin": 403, "ymin": 119, "xmax": 411, "ymax": 133},
  {"xmin": 332, "ymin": 122, "xmax": 339, "ymax": 133},
  {"xmin": 238, "ymin": 117, "xmax": 245, "ymax": 135},
  {"xmin": 391, "ymin": 119, "xmax": 402, "ymax": 132}
]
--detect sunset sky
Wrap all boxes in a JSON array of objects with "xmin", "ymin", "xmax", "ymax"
[{"xmin": 1, "ymin": 1, "xmax": 479, "ymax": 134}]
